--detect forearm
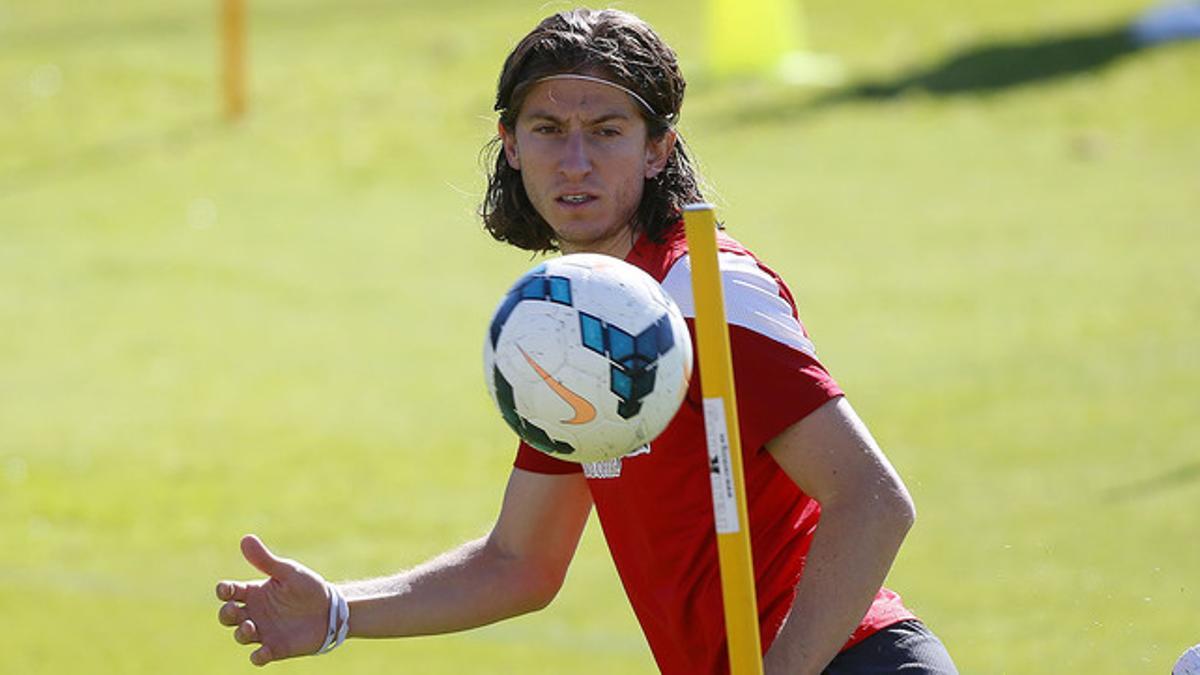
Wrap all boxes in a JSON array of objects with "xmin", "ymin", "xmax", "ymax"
[
  {"xmin": 338, "ymin": 535, "xmax": 557, "ymax": 639},
  {"xmin": 763, "ymin": 497, "xmax": 914, "ymax": 675}
]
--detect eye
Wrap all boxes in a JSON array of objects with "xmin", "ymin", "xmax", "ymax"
[
  {"xmin": 532, "ymin": 124, "xmax": 560, "ymax": 135},
  {"xmin": 595, "ymin": 126, "xmax": 622, "ymax": 137}
]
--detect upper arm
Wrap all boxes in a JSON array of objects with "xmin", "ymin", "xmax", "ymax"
[
  {"xmin": 485, "ymin": 468, "xmax": 592, "ymax": 594},
  {"xmin": 766, "ymin": 397, "xmax": 914, "ymax": 521}
]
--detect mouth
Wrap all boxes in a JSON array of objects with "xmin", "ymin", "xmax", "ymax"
[{"xmin": 556, "ymin": 192, "xmax": 596, "ymax": 207}]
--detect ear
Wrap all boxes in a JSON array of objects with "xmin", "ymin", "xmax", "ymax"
[
  {"xmin": 499, "ymin": 120, "xmax": 521, "ymax": 171},
  {"xmin": 644, "ymin": 129, "xmax": 677, "ymax": 180}
]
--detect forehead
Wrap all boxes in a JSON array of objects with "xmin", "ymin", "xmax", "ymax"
[{"xmin": 516, "ymin": 78, "xmax": 642, "ymax": 120}]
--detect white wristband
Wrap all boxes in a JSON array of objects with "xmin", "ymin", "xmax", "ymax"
[{"xmin": 316, "ymin": 583, "xmax": 349, "ymax": 655}]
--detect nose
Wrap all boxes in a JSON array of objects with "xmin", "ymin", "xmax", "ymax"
[{"xmin": 558, "ymin": 129, "xmax": 592, "ymax": 181}]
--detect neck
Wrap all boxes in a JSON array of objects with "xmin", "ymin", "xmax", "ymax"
[
  {"xmin": 559, "ymin": 228, "xmax": 638, "ymax": 259},
  {"xmin": 556, "ymin": 222, "xmax": 643, "ymax": 258}
]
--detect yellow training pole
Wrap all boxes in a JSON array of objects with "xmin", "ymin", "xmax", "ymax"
[
  {"xmin": 220, "ymin": 0, "xmax": 247, "ymax": 120},
  {"xmin": 683, "ymin": 204, "xmax": 764, "ymax": 675}
]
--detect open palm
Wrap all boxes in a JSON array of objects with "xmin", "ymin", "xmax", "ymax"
[{"xmin": 216, "ymin": 535, "xmax": 332, "ymax": 666}]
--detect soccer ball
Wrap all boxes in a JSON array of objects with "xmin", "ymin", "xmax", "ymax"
[
  {"xmin": 483, "ymin": 253, "xmax": 692, "ymax": 464},
  {"xmin": 1175, "ymin": 644, "xmax": 1200, "ymax": 675}
]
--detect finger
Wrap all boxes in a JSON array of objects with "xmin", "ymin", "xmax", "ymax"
[
  {"xmin": 250, "ymin": 643, "xmax": 274, "ymax": 667},
  {"xmin": 240, "ymin": 534, "xmax": 293, "ymax": 579},
  {"xmin": 234, "ymin": 619, "xmax": 260, "ymax": 645},
  {"xmin": 215, "ymin": 581, "xmax": 249, "ymax": 602},
  {"xmin": 218, "ymin": 600, "xmax": 247, "ymax": 627}
]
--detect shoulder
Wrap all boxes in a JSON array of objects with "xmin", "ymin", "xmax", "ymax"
[
  {"xmin": 660, "ymin": 233, "xmax": 817, "ymax": 357},
  {"xmin": 625, "ymin": 219, "xmax": 816, "ymax": 354}
]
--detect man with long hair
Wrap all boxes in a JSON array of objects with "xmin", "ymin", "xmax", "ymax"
[{"xmin": 215, "ymin": 9, "xmax": 956, "ymax": 673}]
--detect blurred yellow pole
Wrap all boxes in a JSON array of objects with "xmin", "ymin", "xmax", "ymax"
[
  {"xmin": 683, "ymin": 204, "xmax": 764, "ymax": 675},
  {"xmin": 220, "ymin": 0, "xmax": 247, "ymax": 120}
]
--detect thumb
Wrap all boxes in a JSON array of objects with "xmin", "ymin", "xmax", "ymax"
[{"xmin": 240, "ymin": 534, "xmax": 294, "ymax": 579}]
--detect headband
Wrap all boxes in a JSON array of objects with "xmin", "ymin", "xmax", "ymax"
[{"xmin": 507, "ymin": 73, "xmax": 677, "ymax": 125}]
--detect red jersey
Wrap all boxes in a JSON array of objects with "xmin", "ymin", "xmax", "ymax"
[{"xmin": 514, "ymin": 221, "xmax": 915, "ymax": 674}]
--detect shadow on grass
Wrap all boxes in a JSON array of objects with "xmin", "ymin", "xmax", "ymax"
[
  {"xmin": 1103, "ymin": 460, "xmax": 1200, "ymax": 502},
  {"xmin": 834, "ymin": 24, "xmax": 1138, "ymax": 100},
  {"xmin": 723, "ymin": 22, "xmax": 1143, "ymax": 126}
]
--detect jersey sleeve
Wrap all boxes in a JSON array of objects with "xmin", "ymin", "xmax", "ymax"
[
  {"xmin": 664, "ymin": 250, "xmax": 844, "ymax": 453},
  {"xmin": 513, "ymin": 441, "xmax": 584, "ymax": 474},
  {"xmin": 728, "ymin": 324, "xmax": 843, "ymax": 454}
]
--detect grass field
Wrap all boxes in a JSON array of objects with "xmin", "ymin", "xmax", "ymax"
[{"xmin": 2, "ymin": 1, "xmax": 1198, "ymax": 672}]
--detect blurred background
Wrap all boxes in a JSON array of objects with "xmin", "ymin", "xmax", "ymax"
[{"xmin": 2, "ymin": 0, "xmax": 1197, "ymax": 672}]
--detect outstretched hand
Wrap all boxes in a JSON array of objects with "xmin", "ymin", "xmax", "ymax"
[{"xmin": 215, "ymin": 535, "xmax": 332, "ymax": 667}]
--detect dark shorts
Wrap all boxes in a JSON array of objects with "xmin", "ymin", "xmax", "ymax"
[{"xmin": 822, "ymin": 620, "xmax": 958, "ymax": 675}]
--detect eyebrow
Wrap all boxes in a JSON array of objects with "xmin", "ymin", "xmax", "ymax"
[{"xmin": 523, "ymin": 111, "xmax": 633, "ymax": 125}]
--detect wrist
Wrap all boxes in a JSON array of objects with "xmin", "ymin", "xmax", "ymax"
[{"xmin": 315, "ymin": 582, "xmax": 350, "ymax": 655}]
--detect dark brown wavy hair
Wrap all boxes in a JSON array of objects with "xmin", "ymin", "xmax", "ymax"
[{"xmin": 480, "ymin": 8, "xmax": 704, "ymax": 253}]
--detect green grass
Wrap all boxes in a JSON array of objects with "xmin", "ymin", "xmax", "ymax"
[{"xmin": 2, "ymin": 1, "xmax": 1198, "ymax": 672}]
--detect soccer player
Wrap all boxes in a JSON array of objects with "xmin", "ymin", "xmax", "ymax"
[{"xmin": 215, "ymin": 9, "xmax": 957, "ymax": 674}]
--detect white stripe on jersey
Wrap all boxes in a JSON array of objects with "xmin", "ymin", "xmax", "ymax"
[{"xmin": 660, "ymin": 252, "xmax": 817, "ymax": 357}]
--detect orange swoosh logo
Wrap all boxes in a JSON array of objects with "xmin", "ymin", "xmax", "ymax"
[{"xmin": 519, "ymin": 346, "xmax": 597, "ymax": 425}]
